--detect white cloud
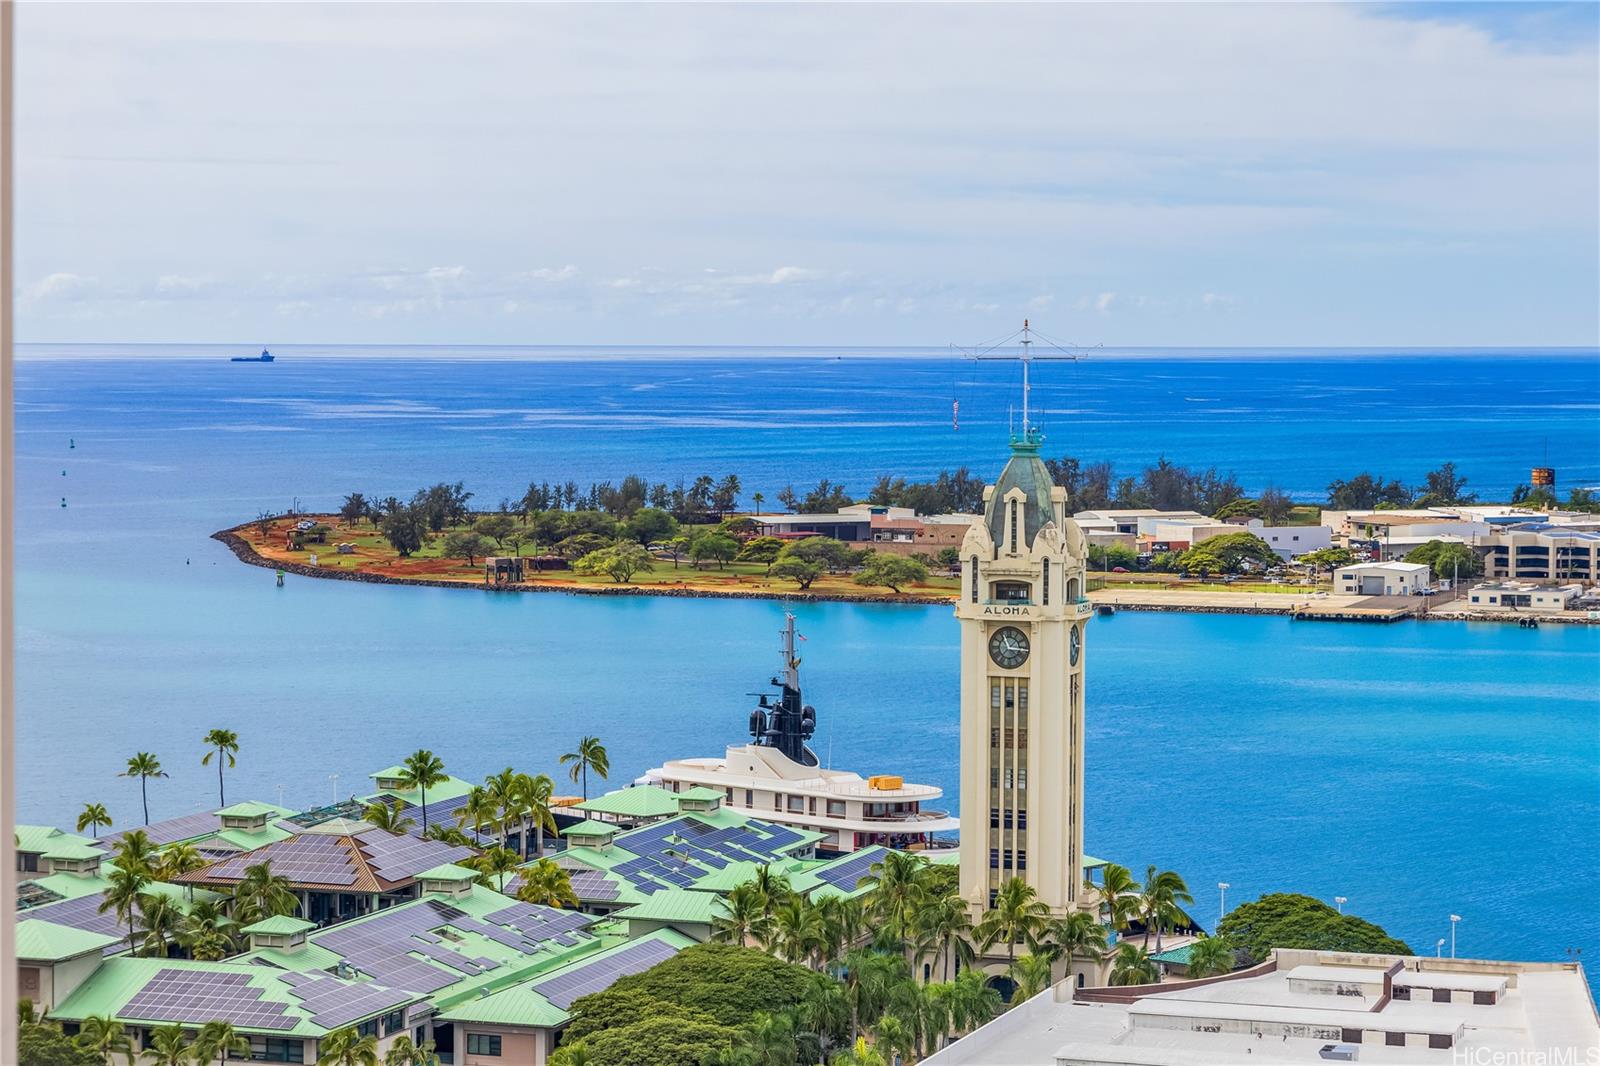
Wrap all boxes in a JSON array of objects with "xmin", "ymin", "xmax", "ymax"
[{"xmin": 1095, "ymin": 293, "xmax": 1117, "ymax": 314}]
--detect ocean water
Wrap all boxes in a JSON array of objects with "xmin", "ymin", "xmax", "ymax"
[{"xmin": 11, "ymin": 346, "xmax": 1600, "ymax": 968}]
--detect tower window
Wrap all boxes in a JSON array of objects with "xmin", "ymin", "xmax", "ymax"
[
  {"xmin": 970, "ymin": 556, "xmax": 979, "ymax": 603},
  {"xmin": 1043, "ymin": 558, "xmax": 1050, "ymax": 605},
  {"xmin": 1010, "ymin": 500, "xmax": 1018, "ymax": 550}
]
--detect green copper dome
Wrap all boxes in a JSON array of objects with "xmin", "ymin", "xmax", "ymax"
[{"xmin": 984, "ymin": 430, "xmax": 1058, "ymax": 549}]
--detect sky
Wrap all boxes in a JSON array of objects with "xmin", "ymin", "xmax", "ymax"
[{"xmin": 17, "ymin": 2, "xmax": 1600, "ymax": 348}]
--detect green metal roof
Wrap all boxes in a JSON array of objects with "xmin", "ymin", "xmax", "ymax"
[
  {"xmin": 417, "ymin": 862, "xmax": 479, "ymax": 881},
  {"xmin": 575, "ymin": 786, "xmax": 680, "ymax": 819},
  {"xmin": 1152, "ymin": 943, "xmax": 1195, "ymax": 965},
  {"xmin": 676, "ymin": 786, "xmax": 725, "ymax": 802},
  {"xmin": 615, "ymin": 889, "xmax": 727, "ymax": 927},
  {"xmin": 369, "ymin": 765, "xmax": 408, "ymax": 779},
  {"xmin": 15, "ymin": 919, "xmax": 122, "ymax": 962},
  {"xmin": 41, "ymin": 839, "xmax": 105, "ymax": 862},
  {"xmin": 216, "ymin": 800, "xmax": 283, "ymax": 818},
  {"xmin": 684, "ymin": 860, "xmax": 763, "ymax": 894},
  {"xmin": 984, "ymin": 430, "xmax": 1058, "ymax": 550},
  {"xmin": 366, "ymin": 769, "xmax": 476, "ymax": 804},
  {"xmin": 15, "ymin": 825, "xmax": 100, "ymax": 855},
  {"xmin": 241, "ymin": 915, "xmax": 315, "ymax": 935},
  {"xmin": 436, "ymin": 929, "xmax": 695, "ymax": 1028},
  {"xmin": 1083, "ymin": 854, "xmax": 1108, "ymax": 869},
  {"xmin": 562, "ymin": 819, "xmax": 620, "ymax": 837}
]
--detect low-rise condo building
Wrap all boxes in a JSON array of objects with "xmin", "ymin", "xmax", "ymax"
[
  {"xmin": 922, "ymin": 949, "xmax": 1600, "ymax": 1066},
  {"xmin": 1334, "ymin": 561, "xmax": 1431, "ymax": 596},
  {"xmin": 754, "ymin": 503, "xmax": 977, "ymax": 556},
  {"xmin": 1465, "ymin": 581, "xmax": 1584, "ymax": 613}
]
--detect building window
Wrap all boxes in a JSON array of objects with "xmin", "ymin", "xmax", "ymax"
[
  {"xmin": 1042, "ymin": 558, "xmax": 1050, "ymax": 605},
  {"xmin": 1385, "ymin": 1032, "xmax": 1405, "ymax": 1047},
  {"xmin": 356, "ymin": 1019, "xmax": 379, "ymax": 1039},
  {"xmin": 17, "ymin": 853, "xmax": 38, "ymax": 873},
  {"xmin": 787, "ymin": 795, "xmax": 805, "ymax": 813},
  {"xmin": 1010, "ymin": 501, "xmax": 1018, "ymax": 550},
  {"xmin": 1433, "ymin": 988, "xmax": 1451, "ymax": 1003},
  {"xmin": 744, "ymin": 789, "xmax": 752, "ymax": 806},
  {"xmin": 380, "ymin": 1009, "xmax": 406, "ymax": 1036},
  {"xmin": 1472, "ymin": 991, "xmax": 1495, "ymax": 1006},
  {"xmin": 826, "ymin": 800, "xmax": 846, "ymax": 818},
  {"xmin": 467, "ymin": 1034, "xmax": 503, "ymax": 1057},
  {"xmin": 252, "ymin": 1038, "xmax": 304, "ymax": 1063},
  {"xmin": 970, "ymin": 557, "xmax": 979, "ymax": 603},
  {"xmin": 808, "ymin": 797, "xmax": 817, "ymax": 815}
]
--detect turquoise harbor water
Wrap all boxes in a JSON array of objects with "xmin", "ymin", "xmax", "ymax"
[{"xmin": 11, "ymin": 346, "xmax": 1600, "ymax": 968}]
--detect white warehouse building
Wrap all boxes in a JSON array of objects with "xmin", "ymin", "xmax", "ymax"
[{"xmin": 1335, "ymin": 560, "xmax": 1431, "ymax": 596}]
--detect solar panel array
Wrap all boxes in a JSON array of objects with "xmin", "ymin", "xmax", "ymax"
[
  {"xmin": 814, "ymin": 849, "xmax": 883, "ymax": 893},
  {"xmin": 355, "ymin": 829, "xmax": 476, "ymax": 882},
  {"xmin": 533, "ymin": 937, "xmax": 681, "ymax": 1009},
  {"xmin": 277, "ymin": 971, "xmax": 412, "ymax": 1029},
  {"xmin": 122, "ymin": 969, "xmax": 297, "ymax": 1031},
  {"xmin": 394, "ymin": 794, "xmax": 488, "ymax": 840},
  {"xmin": 26, "ymin": 893, "xmax": 131, "ymax": 954},
  {"xmin": 311, "ymin": 898, "xmax": 592, "ymax": 995},
  {"xmin": 204, "ymin": 833, "xmax": 358, "ymax": 886},
  {"xmin": 16, "ymin": 881, "xmax": 66, "ymax": 909},
  {"xmin": 604, "ymin": 817, "xmax": 808, "ymax": 895},
  {"xmin": 103, "ymin": 810, "xmax": 221, "ymax": 848}
]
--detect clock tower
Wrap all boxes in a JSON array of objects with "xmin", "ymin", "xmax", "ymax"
[{"xmin": 956, "ymin": 428, "xmax": 1092, "ymax": 915}]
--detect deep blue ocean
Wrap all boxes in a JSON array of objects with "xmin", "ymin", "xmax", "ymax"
[{"xmin": 12, "ymin": 345, "xmax": 1600, "ymax": 969}]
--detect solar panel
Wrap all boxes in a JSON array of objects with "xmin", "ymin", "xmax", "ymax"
[
  {"xmin": 279, "ymin": 972, "xmax": 413, "ymax": 1029},
  {"xmin": 103, "ymin": 810, "xmax": 221, "ymax": 849},
  {"xmin": 533, "ymin": 938, "xmax": 681, "ymax": 1009},
  {"xmin": 356, "ymin": 830, "xmax": 477, "ymax": 883},
  {"xmin": 122, "ymin": 968, "xmax": 298, "ymax": 1031},
  {"xmin": 203, "ymin": 834, "xmax": 358, "ymax": 886},
  {"xmin": 817, "ymin": 850, "xmax": 882, "ymax": 893},
  {"xmin": 25, "ymin": 893, "xmax": 132, "ymax": 954}
]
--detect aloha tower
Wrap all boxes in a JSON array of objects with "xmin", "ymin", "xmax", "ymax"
[{"xmin": 956, "ymin": 426, "xmax": 1093, "ymax": 916}]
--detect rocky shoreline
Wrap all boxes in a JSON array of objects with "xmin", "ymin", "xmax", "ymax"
[
  {"xmin": 210, "ymin": 527, "xmax": 954, "ymax": 606},
  {"xmin": 213, "ymin": 527, "xmax": 1595, "ymax": 624}
]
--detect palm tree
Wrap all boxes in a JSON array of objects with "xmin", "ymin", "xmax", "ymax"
[
  {"xmin": 749, "ymin": 865, "xmax": 793, "ymax": 914},
  {"xmin": 817, "ymin": 894, "xmax": 868, "ymax": 969},
  {"xmin": 1095, "ymin": 862, "xmax": 1139, "ymax": 935},
  {"xmin": 727, "ymin": 1010, "xmax": 798, "ymax": 1066},
  {"xmin": 362, "ymin": 799, "xmax": 417, "ymax": 836},
  {"xmin": 559, "ymin": 736, "xmax": 610, "ymax": 801},
  {"xmin": 120, "ymin": 752, "xmax": 168, "ymax": 825},
  {"xmin": 947, "ymin": 969, "xmax": 1002, "ymax": 1037},
  {"xmin": 1137, "ymin": 865, "xmax": 1194, "ymax": 952},
  {"xmin": 834, "ymin": 948, "xmax": 903, "ymax": 1045},
  {"xmin": 422, "ymin": 823, "xmax": 474, "ymax": 846},
  {"xmin": 1007, "ymin": 952, "xmax": 1054, "ymax": 1002},
  {"xmin": 485, "ymin": 767, "xmax": 526, "ymax": 850},
  {"xmin": 75, "ymin": 1014, "xmax": 133, "ymax": 1065},
  {"xmin": 111, "ymin": 828, "xmax": 159, "ymax": 877},
  {"xmin": 548, "ymin": 1040, "xmax": 593, "ymax": 1066},
  {"xmin": 194, "ymin": 1020, "xmax": 251, "ymax": 1066},
  {"xmin": 1107, "ymin": 941, "xmax": 1159, "ymax": 986},
  {"xmin": 144, "ymin": 1024, "xmax": 193, "ymax": 1066},
  {"xmin": 76, "ymin": 802, "xmax": 112, "ymax": 838},
  {"xmin": 455, "ymin": 785, "xmax": 498, "ymax": 844},
  {"xmin": 975, "ymin": 877, "xmax": 1050, "ymax": 966},
  {"xmin": 870, "ymin": 1012, "xmax": 914, "ymax": 1066},
  {"xmin": 201, "ymin": 728, "xmax": 240, "ymax": 807},
  {"xmin": 153, "ymin": 842, "xmax": 208, "ymax": 882},
  {"xmin": 911, "ymin": 891, "xmax": 974, "ymax": 983},
  {"xmin": 98, "ymin": 865, "xmax": 150, "ymax": 952},
  {"xmin": 397, "ymin": 750, "xmax": 447, "ymax": 832},
  {"xmin": 1040, "ymin": 910, "xmax": 1108, "ymax": 974},
  {"xmin": 514, "ymin": 859, "xmax": 578, "ymax": 908},
  {"xmin": 713, "ymin": 883, "xmax": 773, "ymax": 947},
  {"xmin": 796, "ymin": 975, "xmax": 849, "ymax": 1062},
  {"xmin": 178, "ymin": 898, "xmax": 237, "ymax": 961},
  {"xmin": 472, "ymin": 845, "xmax": 521, "ymax": 893},
  {"xmin": 1185, "ymin": 934, "xmax": 1238, "ymax": 978},
  {"xmin": 384, "ymin": 1035, "xmax": 441, "ymax": 1066},
  {"xmin": 859, "ymin": 850, "xmax": 925, "ymax": 946},
  {"xmin": 317, "ymin": 1025, "xmax": 380, "ymax": 1066},
  {"xmin": 522, "ymin": 773, "xmax": 558, "ymax": 858},
  {"xmin": 769, "ymin": 895, "xmax": 827, "ymax": 969},
  {"xmin": 232, "ymin": 861, "xmax": 298, "ymax": 925},
  {"xmin": 136, "ymin": 891, "xmax": 182, "ymax": 957},
  {"xmin": 827, "ymin": 1037, "xmax": 887, "ymax": 1066}
]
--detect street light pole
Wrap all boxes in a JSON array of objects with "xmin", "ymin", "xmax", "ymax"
[
  {"xmin": 1450, "ymin": 915, "xmax": 1461, "ymax": 958},
  {"xmin": 328, "ymin": 773, "xmax": 339, "ymax": 806},
  {"xmin": 1436, "ymin": 938, "xmax": 1445, "ymax": 958},
  {"xmin": 1334, "ymin": 896, "xmax": 1347, "ymax": 914},
  {"xmin": 1218, "ymin": 882, "xmax": 1230, "ymax": 927}
]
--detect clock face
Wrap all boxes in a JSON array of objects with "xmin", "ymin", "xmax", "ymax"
[
  {"xmin": 1070, "ymin": 625, "xmax": 1082, "ymax": 667},
  {"xmin": 988, "ymin": 626, "xmax": 1030, "ymax": 669}
]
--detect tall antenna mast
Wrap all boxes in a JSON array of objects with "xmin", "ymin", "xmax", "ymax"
[{"xmin": 957, "ymin": 320, "xmax": 1092, "ymax": 442}]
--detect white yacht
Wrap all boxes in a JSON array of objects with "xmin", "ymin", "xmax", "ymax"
[{"xmin": 647, "ymin": 614, "xmax": 959, "ymax": 855}]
